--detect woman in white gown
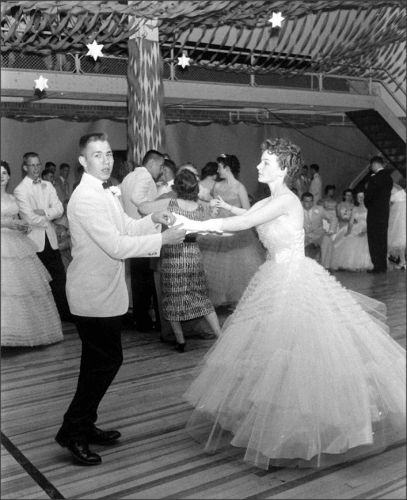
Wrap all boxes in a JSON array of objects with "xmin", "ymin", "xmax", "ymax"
[
  {"xmin": 177, "ymin": 139, "xmax": 406, "ymax": 469},
  {"xmin": 388, "ymin": 184, "xmax": 406, "ymax": 269},
  {"xmin": 1, "ymin": 161, "xmax": 63, "ymax": 347},
  {"xmin": 197, "ymin": 154, "xmax": 266, "ymax": 308},
  {"xmin": 330, "ymin": 190, "xmax": 373, "ymax": 272}
]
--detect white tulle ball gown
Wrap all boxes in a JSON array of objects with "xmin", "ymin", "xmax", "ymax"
[
  {"xmin": 1, "ymin": 196, "xmax": 63, "ymax": 347},
  {"xmin": 184, "ymin": 216, "xmax": 406, "ymax": 469},
  {"xmin": 388, "ymin": 187, "xmax": 406, "ymax": 259},
  {"xmin": 331, "ymin": 207, "xmax": 373, "ymax": 271}
]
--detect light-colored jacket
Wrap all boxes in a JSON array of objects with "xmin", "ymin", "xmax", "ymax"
[
  {"xmin": 309, "ymin": 173, "xmax": 323, "ymax": 205},
  {"xmin": 120, "ymin": 167, "xmax": 158, "ymax": 220},
  {"xmin": 303, "ymin": 206, "xmax": 338, "ymax": 246},
  {"xmin": 66, "ymin": 172, "xmax": 162, "ymax": 317},
  {"xmin": 14, "ymin": 176, "xmax": 63, "ymax": 252}
]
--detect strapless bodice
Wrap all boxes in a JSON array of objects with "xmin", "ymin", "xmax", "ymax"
[
  {"xmin": 256, "ymin": 217, "xmax": 304, "ymax": 263},
  {"xmin": 1, "ymin": 196, "xmax": 19, "ymax": 220},
  {"xmin": 391, "ymin": 189, "xmax": 406, "ymax": 203}
]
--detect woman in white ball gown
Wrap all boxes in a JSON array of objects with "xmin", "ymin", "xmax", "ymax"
[
  {"xmin": 177, "ymin": 139, "xmax": 406, "ymax": 469},
  {"xmin": 1, "ymin": 161, "xmax": 63, "ymax": 347},
  {"xmin": 330, "ymin": 189, "xmax": 373, "ymax": 272},
  {"xmin": 388, "ymin": 184, "xmax": 406, "ymax": 269}
]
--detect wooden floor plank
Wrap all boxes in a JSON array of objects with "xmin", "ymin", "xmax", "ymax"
[{"xmin": 1, "ymin": 270, "xmax": 405, "ymax": 500}]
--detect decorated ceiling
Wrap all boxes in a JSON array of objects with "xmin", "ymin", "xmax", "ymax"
[{"xmin": 1, "ymin": 0, "xmax": 406, "ymax": 83}]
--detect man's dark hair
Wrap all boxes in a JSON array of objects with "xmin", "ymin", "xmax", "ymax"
[
  {"xmin": 141, "ymin": 150, "xmax": 163, "ymax": 166},
  {"xmin": 370, "ymin": 156, "xmax": 384, "ymax": 166},
  {"xmin": 79, "ymin": 133, "xmax": 108, "ymax": 154},
  {"xmin": 309, "ymin": 164, "xmax": 319, "ymax": 173},
  {"xmin": 301, "ymin": 192, "xmax": 314, "ymax": 201}
]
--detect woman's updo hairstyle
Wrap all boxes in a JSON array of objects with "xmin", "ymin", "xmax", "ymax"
[
  {"xmin": 173, "ymin": 168, "xmax": 199, "ymax": 201},
  {"xmin": 261, "ymin": 138, "xmax": 303, "ymax": 184},
  {"xmin": 216, "ymin": 154, "xmax": 241, "ymax": 179},
  {"xmin": 1, "ymin": 160, "xmax": 11, "ymax": 176}
]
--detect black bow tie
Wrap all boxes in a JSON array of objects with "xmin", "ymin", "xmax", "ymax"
[
  {"xmin": 102, "ymin": 180, "xmax": 112, "ymax": 189},
  {"xmin": 33, "ymin": 179, "xmax": 41, "ymax": 184}
]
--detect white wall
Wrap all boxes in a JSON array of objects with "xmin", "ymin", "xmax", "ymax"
[{"xmin": 2, "ymin": 117, "xmax": 378, "ymax": 198}]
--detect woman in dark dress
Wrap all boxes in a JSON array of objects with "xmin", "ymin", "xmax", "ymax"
[{"xmin": 139, "ymin": 169, "xmax": 222, "ymax": 352}]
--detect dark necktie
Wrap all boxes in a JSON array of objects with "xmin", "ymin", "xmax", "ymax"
[{"xmin": 102, "ymin": 180, "xmax": 112, "ymax": 189}]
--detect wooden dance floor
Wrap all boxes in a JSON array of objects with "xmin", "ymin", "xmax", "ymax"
[{"xmin": 1, "ymin": 270, "xmax": 406, "ymax": 499}]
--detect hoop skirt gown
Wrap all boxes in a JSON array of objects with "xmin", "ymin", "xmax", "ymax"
[
  {"xmin": 197, "ymin": 189, "xmax": 266, "ymax": 307},
  {"xmin": 388, "ymin": 188, "xmax": 406, "ymax": 256},
  {"xmin": 184, "ymin": 215, "xmax": 406, "ymax": 469},
  {"xmin": 1, "ymin": 196, "xmax": 63, "ymax": 346},
  {"xmin": 330, "ymin": 208, "xmax": 373, "ymax": 271}
]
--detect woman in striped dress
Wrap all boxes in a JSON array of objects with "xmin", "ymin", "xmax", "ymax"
[{"xmin": 139, "ymin": 169, "xmax": 222, "ymax": 352}]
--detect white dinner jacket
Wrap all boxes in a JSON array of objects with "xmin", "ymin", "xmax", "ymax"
[
  {"xmin": 14, "ymin": 176, "xmax": 63, "ymax": 252},
  {"xmin": 303, "ymin": 206, "xmax": 338, "ymax": 244},
  {"xmin": 66, "ymin": 172, "xmax": 162, "ymax": 317},
  {"xmin": 120, "ymin": 167, "xmax": 158, "ymax": 219}
]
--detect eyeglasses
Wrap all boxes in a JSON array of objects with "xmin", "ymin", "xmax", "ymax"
[{"xmin": 26, "ymin": 163, "xmax": 42, "ymax": 168}]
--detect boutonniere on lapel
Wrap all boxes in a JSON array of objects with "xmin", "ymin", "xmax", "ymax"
[
  {"xmin": 41, "ymin": 183, "xmax": 47, "ymax": 190},
  {"xmin": 109, "ymin": 186, "xmax": 121, "ymax": 197}
]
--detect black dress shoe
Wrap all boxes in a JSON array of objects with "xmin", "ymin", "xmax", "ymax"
[
  {"xmin": 175, "ymin": 342, "xmax": 186, "ymax": 353},
  {"xmin": 367, "ymin": 268, "xmax": 387, "ymax": 274},
  {"xmin": 55, "ymin": 434, "xmax": 101, "ymax": 466},
  {"xmin": 87, "ymin": 427, "xmax": 121, "ymax": 444}
]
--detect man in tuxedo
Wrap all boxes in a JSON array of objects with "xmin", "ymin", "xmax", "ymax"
[
  {"xmin": 364, "ymin": 156, "xmax": 393, "ymax": 273},
  {"xmin": 294, "ymin": 164, "xmax": 310, "ymax": 199},
  {"xmin": 120, "ymin": 150, "xmax": 164, "ymax": 332},
  {"xmin": 302, "ymin": 192, "xmax": 338, "ymax": 269},
  {"xmin": 309, "ymin": 164, "xmax": 323, "ymax": 205},
  {"xmin": 55, "ymin": 133, "xmax": 186, "ymax": 466},
  {"xmin": 54, "ymin": 162, "xmax": 71, "ymax": 203},
  {"xmin": 14, "ymin": 152, "xmax": 71, "ymax": 321}
]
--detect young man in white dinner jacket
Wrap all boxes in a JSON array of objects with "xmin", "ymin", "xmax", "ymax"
[
  {"xmin": 14, "ymin": 152, "xmax": 71, "ymax": 320},
  {"xmin": 55, "ymin": 133, "xmax": 186, "ymax": 466}
]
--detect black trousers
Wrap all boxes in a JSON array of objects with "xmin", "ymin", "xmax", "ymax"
[
  {"xmin": 367, "ymin": 218, "xmax": 389, "ymax": 272},
  {"xmin": 57, "ymin": 315, "xmax": 123, "ymax": 438},
  {"xmin": 130, "ymin": 257, "xmax": 158, "ymax": 328},
  {"xmin": 37, "ymin": 234, "xmax": 71, "ymax": 320}
]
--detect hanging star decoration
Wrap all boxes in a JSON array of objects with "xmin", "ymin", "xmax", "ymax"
[
  {"xmin": 269, "ymin": 12, "xmax": 285, "ymax": 28},
  {"xmin": 177, "ymin": 53, "xmax": 191, "ymax": 69},
  {"xmin": 86, "ymin": 39, "xmax": 104, "ymax": 61},
  {"xmin": 34, "ymin": 75, "xmax": 49, "ymax": 92}
]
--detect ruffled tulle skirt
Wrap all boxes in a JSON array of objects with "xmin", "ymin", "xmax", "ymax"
[
  {"xmin": 184, "ymin": 257, "xmax": 406, "ymax": 469},
  {"xmin": 1, "ymin": 229, "xmax": 63, "ymax": 346},
  {"xmin": 388, "ymin": 200, "xmax": 406, "ymax": 253},
  {"xmin": 197, "ymin": 229, "xmax": 266, "ymax": 307},
  {"xmin": 331, "ymin": 225, "xmax": 373, "ymax": 271}
]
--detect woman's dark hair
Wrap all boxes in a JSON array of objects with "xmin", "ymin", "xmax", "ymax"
[
  {"xmin": 216, "ymin": 154, "xmax": 241, "ymax": 179},
  {"xmin": 201, "ymin": 161, "xmax": 218, "ymax": 180},
  {"xmin": 1, "ymin": 160, "xmax": 11, "ymax": 176},
  {"xmin": 173, "ymin": 169, "xmax": 199, "ymax": 201},
  {"xmin": 325, "ymin": 185, "xmax": 336, "ymax": 195},
  {"xmin": 355, "ymin": 188, "xmax": 366, "ymax": 206},
  {"xmin": 261, "ymin": 138, "xmax": 303, "ymax": 184},
  {"xmin": 342, "ymin": 188, "xmax": 354, "ymax": 201}
]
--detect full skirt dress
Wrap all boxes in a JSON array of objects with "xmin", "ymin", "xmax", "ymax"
[
  {"xmin": 184, "ymin": 217, "xmax": 406, "ymax": 469},
  {"xmin": 1, "ymin": 227, "xmax": 63, "ymax": 346}
]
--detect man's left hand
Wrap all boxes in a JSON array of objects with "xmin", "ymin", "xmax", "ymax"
[{"xmin": 152, "ymin": 210, "xmax": 176, "ymax": 226}]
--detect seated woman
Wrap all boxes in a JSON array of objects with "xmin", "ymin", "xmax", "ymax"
[
  {"xmin": 336, "ymin": 189, "xmax": 355, "ymax": 229},
  {"xmin": 139, "ymin": 169, "xmax": 222, "ymax": 352},
  {"xmin": 331, "ymin": 189, "xmax": 373, "ymax": 272}
]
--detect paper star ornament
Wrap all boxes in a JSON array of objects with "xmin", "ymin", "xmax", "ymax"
[
  {"xmin": 178, "ymin": 54, "xmax": 191, "ymax": 68},
  {"xmin": 269, "ymin": 12, "xmax": 285, "ymax": 27},
  {"xmin": 86, "ymin": 40, "xmax": 104, "ymax": 61},
  {"xmin": 34, "ymin": 75, "xmax": 49, "ymax": 92}
]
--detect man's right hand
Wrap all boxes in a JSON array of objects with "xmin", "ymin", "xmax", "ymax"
[{"xmin": 161, "ymin": 224, "xmax": 186, "ymax": 246}]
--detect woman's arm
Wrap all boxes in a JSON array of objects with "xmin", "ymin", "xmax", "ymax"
[
  {"xmin": 138, "ymin": 198, "xmax": 170, "ymax": 215},
  {"xmin": 346, "ymin": 207, "xmax": 356, "ymax": 235},
  {"xmin": 219, "ymin": 194, "xmax": 291, "ymax": 232},
  {"xmin": 237, "ymin": 183, "xmax": 251, "ymax": 210}
]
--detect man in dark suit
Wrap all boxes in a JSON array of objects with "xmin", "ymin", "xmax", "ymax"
[{"xmin": 364, "ymin": 156, "xmax": 393, "ymax": 273}]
